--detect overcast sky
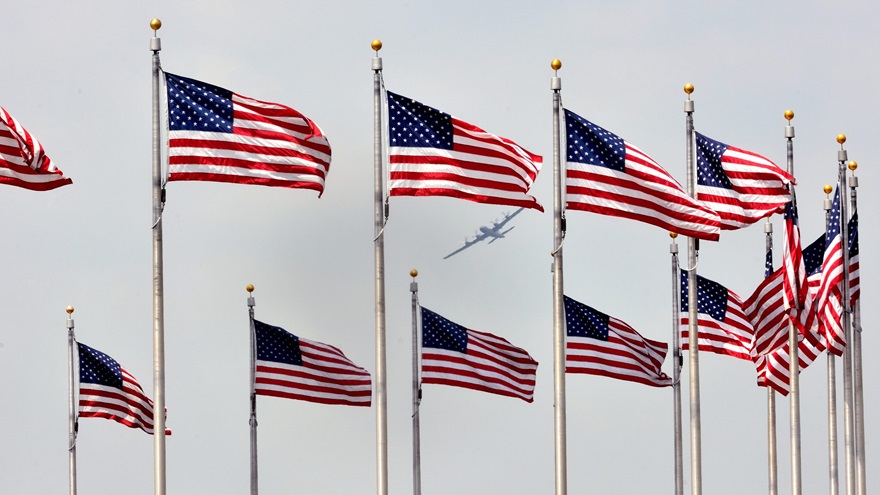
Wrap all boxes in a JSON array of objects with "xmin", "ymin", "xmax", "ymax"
[{"xmin": 2, "ymin": 1, "xmax": 878, "ymax": 494}]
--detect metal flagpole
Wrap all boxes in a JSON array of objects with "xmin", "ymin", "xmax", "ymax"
[
  {"xmin": 550, "ymin": 59, "xmax": 567, "ymax": 495},
  {"xmin": 247, "ymin": 285, "xmax": 258, "ymax": 495},
  {"xmin": 784, "ymin": 110, "xmax": 802, "ymax": 495},
  {"xmin": 683, "ymin": 83, "xmax": 702, "ymax": 495},
  {"xmin": 371, "ymin": 39, "xmax": 389, "ymax": 495},
  {"xmin": 823, "ymin": 185, "xmax": 840, "ymax": 495},
  {"xmin": 847, "ymin": 160, "xmax": 866, "ymax": 495},
  {"xmin": 670, "ymin": 232, "xmax": 683, "ymax": 495},
  {"xmin": 149, "ymin": 18, "xmax": 168, "ymax": 495},
  {"xmin": 764, "ymin": 219, "xmax": 778, "ymax": 495},
  {"xmin": 67, "ymin": 306, "xmax": 77, "ymax": 495},
  {"xmin": 410, "ymin": 270, "xmax": 422, "ymax": 495},
  {"xmin": 836, "ymin": 135, "xmax": 855, "ymax": 495}
]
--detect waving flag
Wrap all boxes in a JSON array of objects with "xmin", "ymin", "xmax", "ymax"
[
  {"xmin": 848, "ymin": 212, "xmax": 860, "ymax": 305},
  {"xmin": 253, "ymin": 320, "xmax": 371, "ymax": 407},
  {"xmin": 745, "ymin": 268, "xmax": 789, "ymax": 358},
  {"xmin": 564, "ymin": 109, "xmax": 720, "ymax": 240},
  {"xmin": 754, "ymin": 337, "xmax": 824, "ymax": 395},
  {"xmin": 165, "ymin": 73, "xmax": 331, "ymax": 194},
  {"xmin": 814, "ymin": 188, "xmax": 846, "ymax": 354},
  {"xmin": 0, "ymin": 106, "xmax": 71, "ymax": 190},
  {"xmin": 782, "ymin": 200, "xmax": 808, "ymax": 315},
  {"xmin": 387, "ymin": 91, "xmax": 543, "ymax": 211},
  {"xmin": 77, "ymin": 343, "xmax": 169, "ymax": 435},
  {"xmin": 680, "ymin": 271, "xmax": 755, "ymax": 360},
  {"xmin": 564, "ymin": 296, "xmax": 672, "ymax": 387},
  {"xmin": 421, "ymin": 308, "xmax": 538, "ymax": 402},
  {"xmin": 695, "ymin": 132, "xmax": 793, "ymax": 229}
]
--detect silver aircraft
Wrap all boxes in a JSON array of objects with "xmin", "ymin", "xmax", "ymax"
[{"xmin": 443, "ymin": 207, "xmax": 525, "ymax": 259}]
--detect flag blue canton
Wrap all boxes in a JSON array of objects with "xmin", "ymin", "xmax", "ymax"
[
  {"xmin": 563, "ymin": 296, "xmax": 610, "ymax": 340},
  {"xmin": 849, "ymin": 213, "xmax": 859, "ymax": 257},
  {"xmin": 680, "ymin": 271, "xmax": 728, "ymax": 321},
  {"xmin": 563, "ymin": 109, "xmax": 625, "ymax": 172},
  {"xmin": 421, "ymin": 308, "xmax": 468, "ymax": 352},
  {"xmin": 695, "ymin": 132, "xmax": 733, "ymax": 189},
  {"xmin": 254, "ymin": 320, "xmax": 303, "ymax": 366},
  {"xmin": 825, "ymin": 187, "xmax": 842, "ymax": 250},
  {"xmin": 784, "ymin": 200, "xmax": 799, "ymax": 222},
  {"xmin": 78, "ymin": 343, "xmax": 123, "ymax": 388},
  {"xmin": 166, "ymin": 73, "xmax": 233, "ymax": 133},
  {"xmin": 803, "ymin": 235, "xmax": 825, "ymax": 276},
  {"xmin": 765, "ymin": 248, "xmax": 774, "ymax": 278},
  {"xmin": 387, "ymin": 92, "xmax": 453, "ymax": 149}
]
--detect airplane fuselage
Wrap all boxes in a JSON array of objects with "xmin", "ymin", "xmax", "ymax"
[{"xmin": 479, "ymin": 226, "xmax": 505, "ymax": 238}]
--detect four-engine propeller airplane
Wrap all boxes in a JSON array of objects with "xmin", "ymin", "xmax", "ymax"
[{"xmin": 443, "ymin": 207, "xmax": 525, "ymax": 259}]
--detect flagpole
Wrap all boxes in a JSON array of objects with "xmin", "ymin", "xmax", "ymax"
[
  {"xmin": 784, "ymin": 109, "xmax": 802, "ymax": 495},
  {"xmin": 764, "ymin": 219, "xmax": 778, "ymax": 495},
  {"xmin": 550, "ymin": 59, "xmax": 568, "ymax": 495},
  {"xmin": 371, "ymin": 39, "xmax": 389, "ymax": 495},
  {"xmin": 847, "ymin": 160, "xmax": 866, "ymax": 495},
  {"xmin": 149, "ymin": 19, "xmax": 167, "ymax": 495},
  {"xmin": 410, "ymin": 270, "xmax": 422, "ymax": 495},
  {"xmin": 836, "ymin": 135, "xmax": 855, "ymax": 495},
  {"xmin": 247, "ymin": 285, "xmax": 258, "ymax": 495},
  {"xmin": 670, "ymin": 232, "xmax": 683, "ymax": 495},
  {"xmin": 67, "ymin": 306, "xmax": 77, "ymax": 495},
  {"xmin": 683, "ymin": 83, "xmax": 702, "ymax": 495},
  {"xmin": 823, "ymin": 185, "xmax": 840, "ymax": 495}
]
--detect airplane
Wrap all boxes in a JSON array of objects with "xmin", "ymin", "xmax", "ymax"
[{"xmin": 443, "ymin": 207, "xmax": 525, "ymax": 259}]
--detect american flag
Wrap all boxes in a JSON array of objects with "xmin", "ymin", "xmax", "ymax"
[
  {"xmin": 745, "ymin": 268, "xmax": 789, "ymax": 359},
  {"xmin": 77, "ymin": 343, "xmax": 169, "ymax": 435},
  {"xmin": 165, "ymin": 73, "xmax": 331, "ymax": 194},
  {"xmin": 386, "ymin": 91, "xmax": 543, "ymax": 211},
  {"xmin": 564, "ymin": 109, "xmax": 720, "ymax": 240},
  {"xmin": 782, "ymin": 199, "xmax": 808, "ymax": 315},
  {"xmin": 680, "ymin": 271, "xmax": 755, "ymax": 360},
  {"xmin": 253, "ymin": 320, "xmax": 371, "ymax": 407},
  {"xmin": 813, "ymin": 188, "xmax": 846, "ymax": 354},
  {"xmin": 848, "ymin": 211, "xmax": 860, "ymax": 305},
  {"xmin": 0, "ymin": 105, "xmax": 71, "ymax": 190},
  {"xmin": 564, "ymin": 296, "xmax": 672, "ymax": 387},
  {"xmin": 695, "ymin": 132, "xmax": 793, "ymax": 230},
  {"xmin": 420, "ymin": 307, "xmax": 538, "ymax": 402},
  {"xmin": 754, "ymin": 337, "xmax": 824, "ymax": 395}
]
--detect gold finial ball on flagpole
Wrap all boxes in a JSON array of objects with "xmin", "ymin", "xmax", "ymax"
[
  {"xmin": 246, "ymin": 284, "xmax": 254, "ymax": 293},
  {"xmin": 837, "ymin": 134, "xmax": 847, "ymax": 144},
  {"xmin": 848, "ymin": 160, "xmax": 858, "ymax": 172},
  {"xmin": 66, "ymin": 306, "xmax": 74, "ymax": 315},
  {"xmin": 371, "ymin": 39, "xmax": 383, "ymax": 52},
  {"xmin": 551, "ymin": 59, "xmax": 562, "ymax": 71},
  {"xmin": 824, "ymin": 184, "xmax": 833, "ymax": 195},
  {"xmin": 784, "ymin": 110, "xmax": 794, "ymax": 121},
  {"xmin": 683, "ymin": 83, "xmax": 694, "ymax": 95},
  {"xmin": 150, "ymin": 18, "xmax": 162, "ymax": 31},
  {"xmin": 410, "ymin": 269, "xmax": 418, "ymax": 278},
  {"xmin": 669, "ymin": 231, "xmax": 678, "ymax": 239}
]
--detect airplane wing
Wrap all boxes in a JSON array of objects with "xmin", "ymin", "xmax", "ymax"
[
  {"xmin": 443, "ymin": 232, "xmax": 489, "ymax": 259},
  {"xmin": 493, "ymin": 207, "xmax": 525, "ymax": 229},
  {"xmin": 487, "ymin": 226, "xmax": 516, "ymax": 244}
]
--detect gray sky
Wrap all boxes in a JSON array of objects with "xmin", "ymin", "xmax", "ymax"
[{"xmin": 2, "ymin": 1, "xmax": 878, "ymax": 493}]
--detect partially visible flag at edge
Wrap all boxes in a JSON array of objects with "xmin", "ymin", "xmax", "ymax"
[{"xmin": 0, "ymin": 105, "xmax": 71, "ymax": 191}]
